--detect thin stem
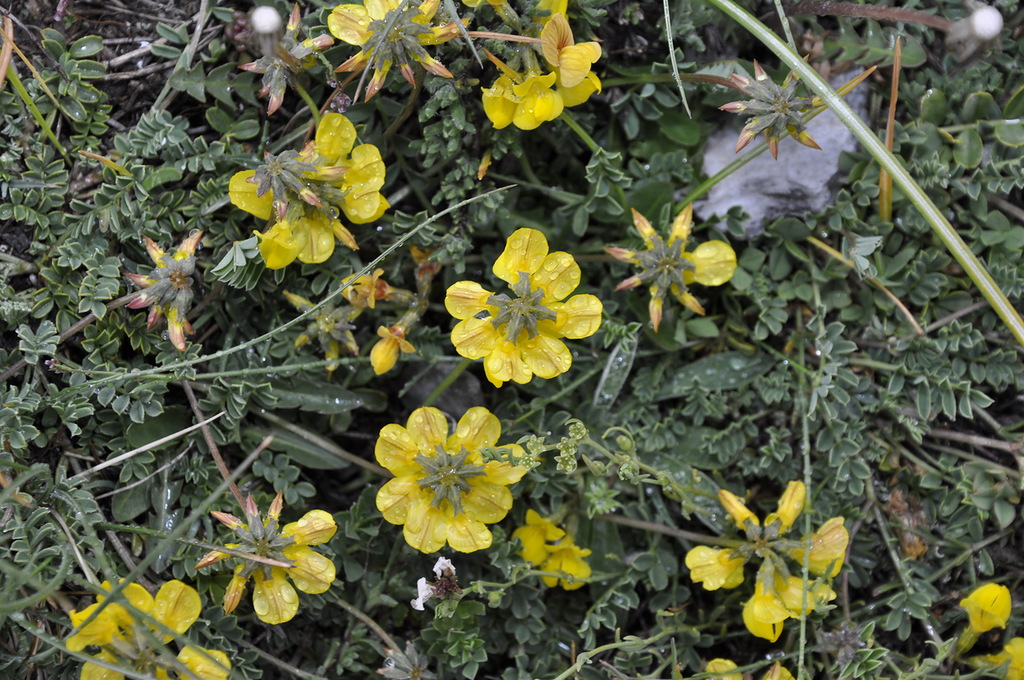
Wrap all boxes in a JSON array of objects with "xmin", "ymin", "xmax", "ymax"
[
  {"xmin": 662, "ymin": 0, "xmax": 692, "ymax": 116},
  {"xmin": 559, "ymin": 109, "xmax": 597, "ymax": 152},
  {"xmin": 596, "ymin": 513, "xmax": 743, "ymax": 548},
  {"xmin": 182, "ymin": 381, "xmax": 245, "ymax": 508},
  {"xmin": 256, "ymin": 410, "xmax": 388, "ymax": 476},
  {"xmin": 335, "ymin": 598, "xmax": 400, "ymax": 652},
  {"xmin": 785, "ymin": 1, "xmax": 952, "ymax": 31},
  {"xmin": 293, "ymin": 80, "xmax": 322, "ymax": 126},
  {"xmin": 422, "ymin": 357, "xmax": 472, "ymax": 407},
  {"xmin": 702, "ymin": 0, "xmax": 1024, "ymax": 350}
]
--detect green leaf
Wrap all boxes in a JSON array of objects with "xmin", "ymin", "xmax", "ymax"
[
  {"xmin": 17, "ymin": 320, "xmax": 59, "ymax": 364},
  {"xmin": 994, "ymin": 121, "xmax": 1024, "ymax": 147},
  {"xmin": 953, "ymin": 128, "xmax": 983, "ymax": 169},
  {"xmin": 1004, "ymin": 83, "xmax": 1024, "ymax": 119},
  {"xmin": 270, "ymin": 379, "xmax": 369, "ymax": 414},
  {"xmin": 256, "ymin": 426, "xmax": 348, "ymax": 470},
  {"xmin": 962, "ymin": 92, "xmax": 1000, "ymax": 122},
  {"xmin": 654, "ymin": 351, "xmax": 772, "ymax": 400},
  {"xmin": 918, "ymin": 88, "xmax": 947, "ymax": 125},
  {"xmin": 168, "ymin": 62, "xmax": 207, "ymax": 102},
  {"xmin": 70, "ymin": 35, "xmax": 104, "ymax": 58},
  {"xmin": 141, "ymin": 166, "xmax": 183, "ymax": 192}
]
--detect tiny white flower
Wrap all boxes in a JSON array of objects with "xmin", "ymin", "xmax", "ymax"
[
  {"xmin": 432, "ymin": 557, "xmax": 455, "ymax": 579},
  {"xmin": 410, "ymin": 577, "xmax": 434, "ymax": 611},
  {"xmin": 251, "ymin": 6, "xmax": 283, "ymax": 35}
]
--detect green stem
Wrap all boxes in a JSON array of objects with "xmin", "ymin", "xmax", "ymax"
[
  {"xmin": 702, "ymin": 0, "xmax": 1024, "ymax": 350},
  {"xmin": 559, "ymin": 109, "xmax": 597, "ymax": 152},
  {"xmin": 294, "ymin": 80, "xmax": 322, "ymax": 127},
  {"xmin": 422, "ymin": 357, "xmax": 472, "ymax": 407},
  {"xmin": 5, "ymin": 66, "xmax": 67, "ymax": 160}
]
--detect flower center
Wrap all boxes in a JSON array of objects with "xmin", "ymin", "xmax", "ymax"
[
  {"xmin": 486, "ymin": 271, "xmax": 558, "ymax": 342},
  {"xmin": 415, "ymin": 446, "xmax": 485, "ymax": 515},
  {"xmin": 232, "ymin": 515, "xmax": 297, "ymax": 579},
  {"xmin": 633, "ymin": 235, "xmax": 694, "ymax": 293}
]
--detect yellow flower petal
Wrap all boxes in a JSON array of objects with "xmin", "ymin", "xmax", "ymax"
[
  {"xmin": 686, "ymin": 240, "xmax": 737, "ymax": 286},
  {"xmin": 177, "ymin": 647, "xmax": 232, "ymax": 680},
  {"xmin": 449, "ymin": 406, "xmax": 501, "ymax": 451},
  {"xmin": 556, "ymin": 42, "xmax": 602, "ymax": 88},
  {"xmin": 520, "ymin": 333, "xmax": 572, "ymax": 379},
  {"xmin": 775, "ymin": 574, "xmax": 836, "ymax": 616},
  {"xmin": 403, "ymin": 503, "xmax": 450, "ymax": 553},
  {"xmin": 483, "ymin": 340, "xmax": 532, "ymax": 387},
  {"xmin": 484, "ymin": 458, "xmax": 528, "ymax": 485},
  {"xmin": 743, "ymin": 593, "xmax": 785, "ymax": 642},
  {"xmin": 152, "ymin": 580, "xmax": 201, "ymax": 638},
  {"xmin": 961, "ymin": 583, "xmax": 1012, "ymax": 634},
  {"xmin": 549, "ymin": 294, "xmax": 603, "ymax": 339},
  {"xmin": 530, "ymin": 251, "xmax": 580, "ymax": 303},
  {"xmin": 559, "ymin": 71, "xmax": 600, "ymax": 108},
  {"xmin": 283, "ymin": 544, "xmax": 336, "ymax": 594},
  {"xmin": 315, "ymin": 112, "xmax": 357, "ymax": 160},
  {"xmin": 445, "ymin": 281, "xmax": 495, "ymax": 320},
  {"xmin": 493, "ymin": 228, "xmax": 550, "ymax": 285},
  {"xmin": 376, "ymin": 475, "xmax": 427, "ymax": 525},
  {"xmin": 705, "ymin": 659, "xmax": 741, "ymax": 680},
  {"xmin": 719, "ymin": 488, "xmax": 759, "ymax": 528},
  {"xmin": 446, "ymin": 513, "xmax": 494, "ymax": 553},
  {"xmin": 252, "ymin": 569, "xmax": 300, "ymax": 625},
  {"xmin": 229, "ymin": 170, "xmax": 273, "ymax": 220},
  {"xmin": 541, "ymin": 540, "xmax": 592, "ymax": 589},
  {"xmin": 295, "ymin": 212, "xmax": 336, "ymax": 264},
  {"xmin": 668, "ymin": 204, "xmax": 693, "ymax": 244},
  {"xmin": 451, "ymin": 318, "xmax": 501, "ymax": 359},
  {"xmin": 327, "ymin": 4, "xmax": 372, "ymax": 45},
  {"xmin": 482, "ymin": 75, "xmax": 519, "ymax": 130},
  {"xmin": 540, "ymin": 13, "xmax": 573, "ymax": 66},
  {"xmin": 764, "ymin": 480, "xmax": 806, "ymax": 533},
  {"xmin": 67, "ymin": 602, "xmax": 122, "ymax": 652},
  {"xmin": 513, "ymin": 81, "xmax": 563, "ymax": 130},
  {"xmin": 256, "ymin": 221, "xmax": 300, "ymax": 269},
  {"xmin": 370, "ymin": 335, "xmax": 401, "ymax": 375},
  {"xmin": 789, "ymin": 517, "xmax": 849, "ymax": 577},
  {"xmin": 461, "ymin": 481, "xmax": 513, "ymax": 523},
  {"xmin": 406, "ymin": 406, "xmax": 449, "ymax": 450},
  {"xmin": 375, "ymin": 423, "xmax": 421, "ymax": 475},
  {"xmin": 685, "ymin": 546, "xmax": 745, "ymax": 590},
  {"xmin": 81, "ymin": 652, "xmax": 125, "ymax": 680},
  {"xmin": 282, "ymin": 509, "xmax": 338, "ymax": 546}
]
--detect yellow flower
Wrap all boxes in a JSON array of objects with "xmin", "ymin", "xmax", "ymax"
[
  {"xmin": 961, "ymin": 583, "xmax": 1012, "ymax": 634},
  {"xmin": 606, "ymin": 206, "xmax": 736, "ymax": 331},
  {"xmin": 742, "ymin": 578, "xmax": 789, "ymax": 642},
  {"xmin": 375, "ymin": 406, "xmax": 527, "ymax": 553},
  {"xmin": 764, "ymin": 480, "xmax": 806, "ymax": 533},
  {"xmin": 762, "ymin": 662, "xmax": 796, "ymax": 680},
  {"xmin": 967, "ymin": 637, "xmax": 1024, "ymax": 680},
  {"xmin": 684, "ymin": 545, "xmax": 746, "ymax": 590},
  {"xmin": 125, "ymin": 231, "xmax": 202, "ymax": 351},
  {"xmin": 229, "ymin": 112, "xmax": 387, "ymax": 269},
  {"xmin": 329, "ymin": 0, "xmax": 461, "ymax": 100},
  {"xmin": 787, "ymin": 516, "xmax": 850, "ymax": 577},
  {"xmin": 196, "ymin": 494, "xmax": 337, "ymax": 624},
  {"xmin": 705, "ymin": 659, "xmax": 741, "ymax": 680},
  {"xmin": 513, "ymin": 510, "xmax": 591, "ymax": 589},
  {"xmin": 370, "ymin": 324, "xmax": 416, "ymax": 375},
  {"xmin": 481, "ymin": 56, "xmax": 564, "ymax": 131},
  {"xmin": 774, "ymin": 573, "xmax": 836, "ymax": 616},
  {"xmin": 540, "ymin": 13, "xmax": 601, "ymax": 90},
  {"xmin": 540, "ymin": 535, "xmax": 592, "ymax": 590},
  {"xmin": 718, "ymin": 487, "xmax": 760, "ymax": 529},
  {"xmin": 445, "ymin": 228, "xmax": 603, "ymax": 388},
  {"xmin": 512, "ymin": 509, "xmax": 565, "ymax": 565},
  {"xmin": 66, "ymin": 580, "xmax": 229, "ymax": 680}
]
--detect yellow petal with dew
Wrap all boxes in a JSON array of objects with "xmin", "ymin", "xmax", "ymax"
[
  {"xmin": 483, "ymin": 340, "xmax": 531, "ymax": 387},
  {"xmin": 542, "ymin": 541, "xmax": 591, "ymax": 589},
  {"xmin": 520, "ymin": 333, "xmax": 572, "ymax": 379},
  {"xmin": 791, "ymin": 516, "xmax": 849, "ymax": 577},
  {"xmin": 152, "ymin": 580, "xmax": 200, "ymax": 638},
  {"xmin": 67, "ymin": 602, "xmax": 122, "ymax": 652},
  {"xmin": 229, "ymin": 170, "xmax": 273, "ymax": 220},
  {"xmin": 450, "ymin": 406, "xmax": 501, "ymax": 451},
  {"xmin": 327, "ymin": 4, "xmax": 372, "ymax": 46},
  {"xmin": 705, "ymin": 659, "xmax": 741, "ymax": 680},
  {"xmin": 669, "ymin": 204, "xmax": 693, "ymax": 244},
  {"xmin": 493, "ymin": 228, "xmax": 549, "ymax": 285},
  {"xmin": 482, "ymin": 75, "xmax": 519, "ymax": 130},
  {"xmin": 370, "ymin": 335, "xmax": 401, "ymax": 375},
  {"xmin": 549, "ymin": 294, "xmax": 603, "ymax": 339},
  {"xmin": 177, "ymin": 647, "xmax": 231, "ymax": 680},
  {"xmin": 282, "ymin": 509, "xmax": 337, "ymax": 546},
  {"xmin": 719, "ymin": 488, "xmax": 759, "ymax": 528},
  {"xmin": 764, "ymin": 480, "xmax": 806, "ymax": 533},
  {"xmin": 406, "ymin": 406, "xmax": 449, "ymax": 450},
  {"xmin": 513, "ymin": 82, "xmax": 563, "ymax": 130},
  {"xmin": 742, "ymin": 594, "xmax": 785, "ymax": 642},
  {"xmin": 775, "ymin": 573, "xmax": 836, "ymax": 616},
  {"xmin": 558, "ymin": 70, "xmax": 600, "ymax": 107},
  {"xmin": 445, "ymin": 281, "xmax": 494, "ymax": 320},
  {"xmin": 314, "ymin": 112, "xmax": 357, "ymax": 160},
  {"xmin": 484, "ymin": 459, "xmax": 527, "ymax": 486},
  {"xmin": 375, "ymin": 424, "xmax": 421, "ymax": 475},
  {"xmin": 377, "ymin": 475, "xmax": 427, "ymax": 525},
  {"xmin": 685, "ymin": 545, "xmax": 746, "ymax": 590},
  {"xmin": 81, "ymin": 652, "xmax": 125, "ymax": 680},
  {"xmin": 556, "ymin": 42, "xmax": 601, "ymax": 88},
  {"xmin": 283, "ymin": 544, "xmax": 336, "ymax": 594},
  {"xmin": 252, "ymin": 569, "xmax": 300, "ymax": 625},
  {"xmin": 531, "ymin": 251, "xmax": 580, "ymax": 303},
  {"xmin": 686, "ymin": 241, "xmax": 737, "ymax": 286},
  {"xmin": 403, "ymin": 503, "xmax": 450, "ymax": 553},
  {"xmin": 461, "ymin": 480, "xmax": 513, "ymax": 523},
  {"xmin": 540, "ymin": 13, "xmax": 573, "ymax": 67},
  {"xmin": 295, "ymin": 212, "xmax": 336, "ymax": 264},
  {"xmin": 446, "ymin": 513, "xmax": 494, "ymax": 553},
  {"xmin": 256, "ymin": 221, "xmax": 300, "ymax": 269},
  {"xmin": 451, "ymin": 318, "xmax": 501, "ymax": 359}
]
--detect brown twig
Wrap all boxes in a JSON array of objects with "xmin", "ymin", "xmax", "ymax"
[
  {"xmin": 182, "ymin": 381, "xmax": 246, "ymax": 508},
  {"xmin": 785, "ymin": 1, "xmax": 952, "ymax": 32}
]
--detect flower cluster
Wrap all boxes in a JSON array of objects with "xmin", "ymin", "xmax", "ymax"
[
  {"xmin": 445, "ymin": 228, "xmax": 603, "ymax": 388},
  {"xmin": 125, "ymin": 231, "xmax": 203, "ymax": 352},
  {"xmin": 606, "ymin": 206, "xmax": 736, "ymax": 331},
  {"xmin": 374, "ymin": 406, "xmax": 527, "ymax": 553},
  {"xmin": 481, "ymin": 12, "xmax": 601, "ymax": 130},
  {"xmin": 240, "ymin": 5, "xmax": 335, "ymax": 115},
  {"xmin": 685, "ymin": 481, "xmax": 849, "ymax": 641},
  {"xmin": 284, "ymin": 268, "xmax": 414, "ymax": 377},
  {"xmin": 967, "ymin": 638, "xmax": 1024, "ymax": 680},
  {"xmin": 513, "ymin": 509, "xmax": 592, "ymax": 590},
  {"xmin": 370, "ymin": 247, "xmax": 442, "ymax": 376},
  {"xmin": 328, "ymin": 0, "xmax": 462, "ymax": 100},
  {"xmin": 229, "ymin": 112, "xmax": 388, "ymax": 269},
  {"xmin": 719, "ymin": 61, "xmax": 819, "ymax": 159},
  {"xmin": 196, "ymin": 493, "xmax": 337, "ymax": 625},
  {"xmin": 411, "ymin": 556, "xmax": 463, "ymax": 610},
  {"xmin": 66, "ymin": 580, "xmax": 230, "ymax": 680}
]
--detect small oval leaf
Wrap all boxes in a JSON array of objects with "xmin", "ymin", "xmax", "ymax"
[
  {"xmin": 953, "ymin": 128, "xmax": 983, "ymax": 169},
  {"xmin": 70, "ymin": 35, "xmax": 104, "ymax": 58}
]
